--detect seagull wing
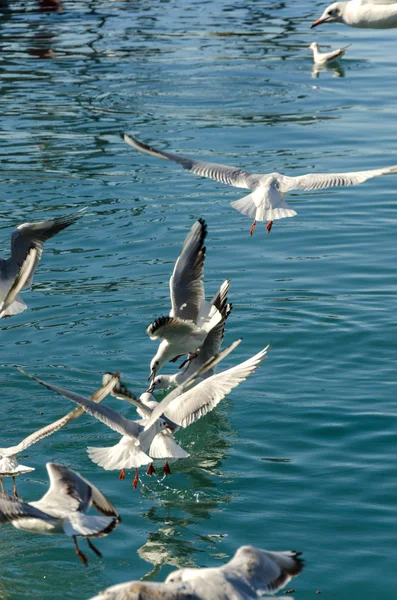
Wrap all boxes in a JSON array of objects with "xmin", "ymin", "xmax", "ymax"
[
  {"xmin": 0, "ymin": 248, "xmax": 37, "ymax": 319},
  {"xmin": 146, "ymin": 316, "xmax": 200, "ymax": 342},
  {"xmin": 143, "ymin": 338, "xmax": 242, "ymax": 431},
  {"xmin": 37, "ymin": 463, "xmax": 120, "ymax": 518},
  {"xmin": 280, "ymin": 165, "xmax": 397, "ymax": 192},
  {"xmin": 164, "ymin": 345, "xmax": 270, "ymax": 428},
  {"xmin": 222, "ymin": 546, "xmax": 304, "ymax": 595},
  {"xmin": 17, "ymin": 370, "xmax": 140, "ymax": 438},
  {"xmin": 122, "ymin": 133, "xmax": 257, "ymax": 189},
  {"xmin": 169, "ymin": 219, "xmax": 206, "ymax": 322},
  {"xmin": 7, "ymin": 373, "xmax": 120, "ymax": 457},
  {"xmin": 9, "ymin": 209, "xmax": 86, "ymax": 285},
  {"xmin": 0, "ymin": 494, "xmax": 57, "ymax": 525}
]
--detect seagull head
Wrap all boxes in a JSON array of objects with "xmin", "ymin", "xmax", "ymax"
[
  {"xmin": 308, "ymin": 42, "xmax": 318, "ymax": 51},
  {"xmin": 311, "ymin": 2, "xmax": 343, "ymax": 27},
  {"xmin": 148, "ymin": 358, "xmax": 160, "ymax": 382},
  {"xmin": 146, "ymin": 374, "xmax": 172, "ymax": 393}
]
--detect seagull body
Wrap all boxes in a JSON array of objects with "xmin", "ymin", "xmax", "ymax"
[
  {"xmin": 309, "ymin": 42, "xmax": 350, "ymax": 64},
  {"xmin": 147, "ymin": 219, "xmax": 225, "ymax": 380},
  {"xmin": 0, "ymin": 209, "xmax": 85, "ymax": 319},
  {"xmin": 89, "ymin": 545, "xmax": 304, "ymax": 599},
  {"xmin": 122, "ymin": 133, "xmax": 397, "ymax": 234},
  {"xmin": 0, "ymin": 463, "xmax": 120, "ymax": 565},
  {"xmin": 0, "ymin": 374, "xmax": 119, "ymax": 497},
  {"xmin": 312, "ymin": 0, "xmax": 397, "ymax": 28}
]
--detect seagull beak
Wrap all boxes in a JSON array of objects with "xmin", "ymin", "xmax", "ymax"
[
  {"xmin": 311, "ymin": 17, "xmax": 326, "ymax": 28},
  {"xmin": 148, "ymin": 371, "xmax": 155, "ymax": 382},
  {"xmin": 146, "ymin": 382, "xmax": 155, "ymax": 393},
  {"xmin": 166, "ymin": 424, "xmax": 174, "ymax": 432}
]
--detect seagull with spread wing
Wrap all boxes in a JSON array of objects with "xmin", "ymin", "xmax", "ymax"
[
  {"xmin": 0, "ymin": 209, "xmax": 86, "ymax": 319},
  {"xmin": 0, "ymin": 373, "xmax": 119, "ymax": 497},
  {"xmin": 0, "ymin": 463, "xmax": 121, "ymax": 565},
  {"xmin": 146, "ymin": 218, "xmax": 227, "ymax": 381},
  {"xmin": 89, "ymin": 545, "xmax": 303, "ymax": 599},
  {"xmin": 122, "ymin": 132, "xmax": 397, "ymax": 235}
]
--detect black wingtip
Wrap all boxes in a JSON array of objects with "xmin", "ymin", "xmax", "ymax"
[{"xmin": 120, "ymin": 132, "xmax": 126, "ymax": 140}]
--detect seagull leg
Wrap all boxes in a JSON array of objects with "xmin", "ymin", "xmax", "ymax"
[
  {"xmin": 249, "ymin": 220, "xmax": 256, "ymax": 236},
  {"xmin": 87, "ymin": 538, "xmax": 102, "ymax": 558},
  {"xmin": 146, "ymin": 463, "xmax": 156, "ymax": 476},
  {"xmin": 179, "ymin": 353, "xmax": 198, "ymax": 369},
  {"xmin": 13, "ymin": 477, "xmax": 18, "ymax": 498},
  {"xmin": 0, "ymin": 478, "xmax": 4, "ymax": 493},
  {"xmin": 73, "ymin": 536, "xmax": 88, "ymax": 566},
  {"xmin": 170, "ymin": 354, "xmax": 185, "ymax": 363},
  {"xmin": 163, "ymin": 461, "xmax": 171, "ymax": 476},
  {"xmin": 132, "ymin": 468, "xmax": 139, "ymax": 489},
  {"xmin": 119, "ymin": 469, "xmax": 125, "ymax": 480},
  {"xmin": 266, "ymin": 220, "xmax": 273, "ymax": 234}
]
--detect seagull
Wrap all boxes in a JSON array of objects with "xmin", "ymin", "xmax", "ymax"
[
  {"xmin": 88, "ymin": 545, "xmax": 304, "ymax": 599},
  {"xmin": 312, "ymin": 0, "xmax": 397, "ymax": 29},
  {"xmin": 148, "ymin": 287, "xmax": 232, "ymax": 392},
  {"xmin": 309, "ymin": 41, "xmax": 351, "ymax": 64},
  {"xmin": 0, "ymin": 373, "xmax": 119, "ymax": 497},
  {"xmin": 0, "ymin": 462, "xmax": 121, "ymax": 565},
  {"xmin": 147, "ymin": 218, "xmax": 225, "ymax": 381},
  {"xmin": 122, "ymin": 133, "xmax": 397, "ymax": 235},
  {"xmin": 0, "ymin": 209, "xmax": 86, "ymax": 319},
  {"xmin": 18, "ymin": 371, "xmax": 174, "ymax": 489}
]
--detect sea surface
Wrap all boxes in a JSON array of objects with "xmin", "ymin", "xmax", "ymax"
[{"xmin": 0, "ymin": 1, "xmax": 396, "ymax": 599}]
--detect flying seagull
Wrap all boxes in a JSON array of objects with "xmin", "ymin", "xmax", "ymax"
[
  {"xmin": 89, "ymin": 545, "xmax": 304, "ymax": 599},
  {"xmin": 0, "ymin": 373, "xmax": 119, "ymax": 497},
  {"xmin": 0, "ymin": 208, "xmax": 86, "ymax": 319},
  {"xmin": 122, "ymin": 132, "xmax": 397, "ymax": 235},
  {"xmin": 0, "ymin": 462, "xmax": 121, "ymax": 565}
]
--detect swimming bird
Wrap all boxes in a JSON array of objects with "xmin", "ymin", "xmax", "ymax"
[
  {"xmin": 122, "ymin": 133, "xmax": 397, "ymax": 235},
  {"xmin": 312, "ymin": 0, "xmax": 397, "ymax": 29},
  {"xmin": 0, "ymin": 373, "xmax": 119, "ymax": 497},
  {"xmin": 89, "ymin": 545, "xmax": 304, "ymax": 599},
  {"xmin": 0, "ymin": 462, "xmax": 120, "ymax": 565},
  {"xmin": 0, "ymin": 209, "xmax": 86, "ymax": 319},
  {"xmin": 147, "ymin": 219, "xmax": 225, "ymax": 380},
  {"xmin": 309, "ymin": 41, "xmax": 351, "ymax": 64},
  {"xmin": 148, "ymin": 284, "xmax": 232, "ymax": 392}
]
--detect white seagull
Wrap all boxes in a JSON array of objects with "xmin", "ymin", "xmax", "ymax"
[
  {"xmin": 19, "ymin": 371, "xmax": 174, "ymax": 489},
  {"xmin": 148, "ymin": 280, "xmax": 232, "ymax": 392},
  {"xmin": 122, "ymin": 132, "xmax": 397, "ymax": 235},
  {"xmin": 0, "ymin": 209, "xmax": 86, "ymax": 319},
  {"xmin": 309, "ymin": 41, "xmax": 351, "ymax": 64},
  {"xmin": 0, "ymin": 462, "xmax": 121, "ymax": 565},
  {"xmin": 147, "ymin": 218, "xmax": 225, "ymax": 381},
  {"xmin": 89, "ymin": 545, "xmax": 304, "ymax": 599},
  {"xmin": 312, "ymin": 0, "xmax": 397, "ymax": 29},
  {"xmin": 0, "ymin": 373, "xmax": 119, "ymax": 497}
]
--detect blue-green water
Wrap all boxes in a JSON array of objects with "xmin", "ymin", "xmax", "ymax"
[{"xmin": 1, "ymin": 1, "xmax": 397, "ymax": 598}]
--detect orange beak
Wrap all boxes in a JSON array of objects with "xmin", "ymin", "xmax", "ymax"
[{"xmin": 311, "ymin": 18, "xmax": 326, "ymax": 28}]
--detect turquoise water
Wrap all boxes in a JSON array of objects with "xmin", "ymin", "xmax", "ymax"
[{"xmin": 1, "ymin": 1, "xmax": 397, "ymax": 598}]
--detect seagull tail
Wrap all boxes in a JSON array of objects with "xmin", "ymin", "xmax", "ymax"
[
  {"xmin": 230, "ymin": 192, "xmax": 257, "ymax": 219},
  {"xmin": 87, "ymin": 441, "xmax": 152, "ymax": 470},
  {"xmin": 64, "ymin": 513, "xmax": 119, "ymax": 538},
  {"xmin": 149, "ymin": 433, "xmax": 190, "ymax": 460}
]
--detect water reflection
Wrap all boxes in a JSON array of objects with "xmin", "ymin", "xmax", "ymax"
[{"xmin": 312, "ymin": 63, "xmax": 345, "ymax": 79}]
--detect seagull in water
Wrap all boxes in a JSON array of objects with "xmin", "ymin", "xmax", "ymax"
[
  {"xmin": 0, "ymin": 463, "xmax": 121, "ymax": 565},
  {"xmin": 0, "ymin": 209, "xmax": 86, "ymax": 319},
  {"xmin": 309, "ymin": 41, "xmax": 351, "ymax": 64},
  {"xmin": 312, "ymin": 0, "xmax": 397, "ymax": 29},
  {"xmin": 89, "ymin": 545, "xmax": 304, "ymax": 599},
  {"xmin": 146, "ymin": 218, "xmax": 226, "ymax": 380},
  {"xmin": 0, "ymin": 373, "xmax": 119, "ymax": 497},
  {"xmin": 122, "ymin": 133, "xmax": 397, "ymax": 235}
]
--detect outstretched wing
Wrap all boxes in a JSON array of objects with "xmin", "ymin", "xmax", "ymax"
[
  {"xmin": 169, "ymin": 219, "xmax": 207, "ymax": 322},
  {"xmin": 88, "ymin": 580, "xmax": 197, "ymax": 600},
  {"xmin": 6, "ymin": 373, "xmax": 120, "ymax": 457},
  {"xmin": 146, "ymin": 316, "xmax": 200, "ymax": 342},
  {"xmin": 0, "ymin": 493, "xmax": 57, "ymax": 525},
  {"xmin": 164, "ymin": 345, "xmax": 270, "ymax": 428},
  {"xmin": 122, "ymin": 133, "xmax": 257, "ymax": 189},
  {"xmin": 0, "ymin": 248, "xmax": 37, "ymax": 319},
  {"xmin": 280, "ymin": 165, "xmax": 397, "ymax": 192}
]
